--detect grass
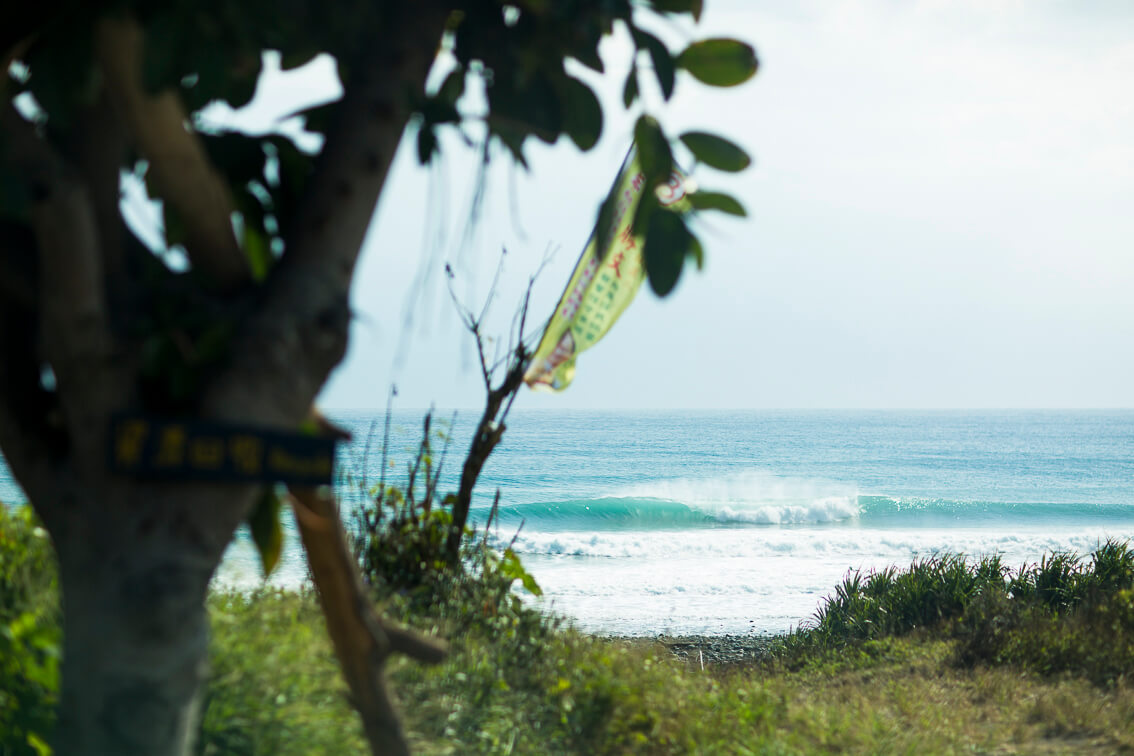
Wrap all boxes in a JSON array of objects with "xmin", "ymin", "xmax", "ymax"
[
  {"xmin": 3, "ymin": 502, "xmax": 1134, "ymax": 755},
  {"xmin": 768, "ymin": 539, "xmax": 1134, "ymax": 689},
  {"xmin": 199, "ymin": 591, "xmax": 1134, "ymax": 755}
]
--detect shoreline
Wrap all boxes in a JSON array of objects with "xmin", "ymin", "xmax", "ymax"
[{"xmin": 604, "ymin": 633, "xmax": 779, "ymax": 668}]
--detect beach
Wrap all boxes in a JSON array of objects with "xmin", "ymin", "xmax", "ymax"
[{"xmin": 208, "ymin": 409, "xmax": 1134, "ymax": 637}]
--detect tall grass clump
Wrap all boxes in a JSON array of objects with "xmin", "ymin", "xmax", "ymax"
[
  {"xmin": 774, "ymin": 541, "xmax": 1134, "ymax": 684},
  {"xmin": 773, "ymin": 553, "xmax": 1009, "ymax": 665}
]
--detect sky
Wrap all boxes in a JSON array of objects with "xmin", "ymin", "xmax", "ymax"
[{"xmin": 202, "ymin": 0, "xmax": 1134, "ymax": 410}]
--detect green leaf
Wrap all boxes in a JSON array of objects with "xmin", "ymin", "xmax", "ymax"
[
  {"xmin": 688, "ymin": 190, "xmax": 747, "ymax": 216},
  {"xmin": 676, "ymin": 38, "xmax": 758, "ymax": 87},
  {"xmin": 417, "ymin": 125, "xmax": 438, "ymax": 165},
  {"xmin": 561, "ymin": 76, "xmax": 603, "ymax": 151},
  {"xmin": 486, "ymin": 71, "xmax": 563, "ymax": 144},
  {"xmin": 242, "ymin": 223, "xmax": 271, "ymax": 282},
  {"xmin": 280, "ymin": 49, "xmax": 321, "ymax": 71},
  {"xmin": 634, "ymin": 115, "xmax": 672, "ymax": 184},
  {"xmin": 163, "ymin": 203, "xmax": 188, "ymax": 248},
  {"xmin": 680, "ymin": 131, "xmax": 751, "ymax": 172},
  {"xmin": 501, "ymin": 548, "xmax": 542, "ymax": 596},
  {"xmin": 292, "ymin": 101, "xmax": 337, "ymax": 137},
  {"xmin": 219, "ymin": 54, "xmax": 262, "ymax": 110},
  {"xmin": 643, "ymin": 208, "xmax": 690, "ymax": 296},
  {"xmin": 26, "ymin": 732, "xmax": 51, "ymax": 756},
  {"xmin": 630, "ymin": 185, "xmax": 658, "ymax": 238},
  {"xmin": 593, "ymin": 192, "xmax": 617, "ymax": 259},
  {"xmin": 651, "ymin": 0, "xmax": 703, "ymax": 20},
  {"xmin": 492, "ymin": 124, "xmax": 529, "ymax": 169},
  {"xmin": 573, "ymin": 44, "xmax": 605, "ymax": 73},
  {"xmin": 418, "ymin": 98, "xmax": 460, "ymax": 126},
  {"xmin": 689, "ymin": 233, "xmax": 705, "ymax": 270},
  {"xmin": 248, "ymin": 487, "xmax": 284, "ymax": 578},
  {"xmin": 622, "ymin": 66, "xmax": 639, "ymax": 108},
  {"xmin": 437, "ymin": 67, "xmax": 466, "ymax": 104},
  {"xmin": 632, "ymin": 28, "xmax": 675, "ymax": 100}
]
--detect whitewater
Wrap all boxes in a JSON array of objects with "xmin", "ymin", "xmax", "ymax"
[{"xmin": 43, "ymin": 409, "xmax": 1131, "ymax": 637}]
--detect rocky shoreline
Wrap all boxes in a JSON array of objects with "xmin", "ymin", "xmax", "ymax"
[{"xmin": 605, "ymin": 634, "xmax": 779, "ymax": 668}]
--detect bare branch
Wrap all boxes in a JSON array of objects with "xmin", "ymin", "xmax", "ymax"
[
  {"xmin": 442, "ymin": 258, "xmax": 542, "ymax": 562},
  {"xmin": 478, "ymin": 249, "xmax": 508, "ymax": 325},
  {"xmin": 95, "ymin": 15, "xmax": 249, "ymax": 293},
  {"xmin": 289, "ymin": 483, "xmax": 446, "ymax": 756}
]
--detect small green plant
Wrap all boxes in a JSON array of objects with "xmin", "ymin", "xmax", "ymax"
[{"xmin": 349, "ymin": 410, "xmax": 542, "ymax": 636}]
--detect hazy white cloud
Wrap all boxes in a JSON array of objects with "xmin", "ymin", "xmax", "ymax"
[{"xmin": 249, "ymin": 0, "xmax": 1134, "ymax": 409}]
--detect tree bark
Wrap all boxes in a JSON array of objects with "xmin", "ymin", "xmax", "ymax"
[
  {"xmin": 0, "ymin": 4, "xmax": 454, "ymax": 754},
  {"xmin": 40, "ymin": 478, "xmax": 252, "ymax": 756},
  {"xmin": 55, "ymin": 534, "xmax": 210, "ymax": 755}
]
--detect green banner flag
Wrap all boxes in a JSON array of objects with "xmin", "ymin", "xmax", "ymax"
[{"xmin": 524, "ymin": 147, "xmax": 689, "ymax": 391}]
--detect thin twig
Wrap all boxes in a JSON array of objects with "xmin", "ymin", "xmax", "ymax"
[
  {"xmin": 482, "ymin": 488, "xmax": 502, "ymax": 550},
  {"xmin": 377, "ymin": 386, "xmax": 395, "ymax": 515}
]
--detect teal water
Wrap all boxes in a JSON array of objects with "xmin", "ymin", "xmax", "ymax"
[
  {"xmin": 6, "ymin": 410, "xmax": 1133, "ymax": 635},
  {"xmin": 286, "ymin": 410, "xmax": 1134, "ymax": 634}
]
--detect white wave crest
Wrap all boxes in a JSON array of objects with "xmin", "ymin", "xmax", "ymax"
[{"xmin": 612, "ymin": 470, "xmax": 862, "ymax": 525}]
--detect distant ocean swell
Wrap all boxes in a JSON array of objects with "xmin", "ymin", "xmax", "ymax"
[{"xmin": 491, "ymin": 492, "xmax": 1134, "ymax": 530}]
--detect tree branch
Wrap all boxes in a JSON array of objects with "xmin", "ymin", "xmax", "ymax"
[
  {"xmin": 0, "ymin": 221, "xmax": 38, "ymax": 311},
  {"xmin": 94, "ymin": 15, "xmax": 249, "ymax": 293},
  {"xmin": 442, "ymin": 267, "xmax": 538, "ymax": 563},
  {"xmin": 63, "ymin": 89, "xmax": 128, "ymax": 302},
  {"xmin": 203, "ymin": 2, "xmax": 451, "ymax": 426},
  {"xmin": 289, "ymin": 484, "xmax": 446, "ymax": 756},
  {"xmin": 1, "ymin": 103, "xmax": 121, "ymax": 475}
]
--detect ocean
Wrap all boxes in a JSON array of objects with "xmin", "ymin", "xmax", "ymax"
[{"xmin": 7, "ymin": 410, "xmax": 1134, "ymax": 637}]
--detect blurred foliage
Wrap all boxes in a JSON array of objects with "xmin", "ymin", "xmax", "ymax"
[
  {"xmin": 0, "ymin": 506, "xmax": 59, "ymax": 756},
  {"xmin": 6, "ymin": 0, "xmax": 757, "ymax": 307},
  {"xmin": 198, "ymin": 589, "xmax": 365, "ymax": 756},
  {"xmin": 5, "ymin": 1, "xmax": 761, "ymax": 599}
]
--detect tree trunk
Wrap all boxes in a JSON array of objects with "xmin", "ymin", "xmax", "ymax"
[{"xmin": 42, "ymin": 481, "xmax": 252, "ymax": 756}]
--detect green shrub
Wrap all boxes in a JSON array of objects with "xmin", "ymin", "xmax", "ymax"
[
  {"xmin": 955, "ymin": 586, "xmax": 1134, "ymax": 685},
  {"xmin": 1088, "ymin": 539, "xmax": 1134, "ymax": 594},
  {"xmin": 955, "ymin": 540, "xmax": 1134, "ymax": 684},
  {"xmin": 775, "ymin": 541, "xmax": 1134, "ymax": 684},
  {"xmin": 772, "ymin": 553, "xmax": 1009, "ymax": 665},
  {"xmin": 0, "ymin": 506, "xmax": 60, "ymax": 756}
]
